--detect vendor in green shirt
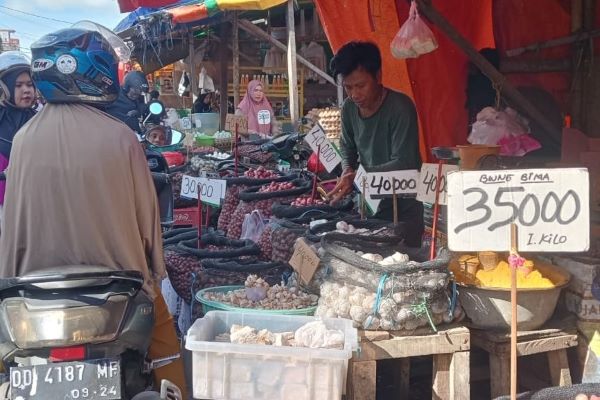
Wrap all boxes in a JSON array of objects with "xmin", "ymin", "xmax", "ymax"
[{"xmin": 327, "ymin": 41, "xmax": 424, "ymax": 247}]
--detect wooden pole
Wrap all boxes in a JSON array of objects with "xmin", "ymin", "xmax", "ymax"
[
  {"xmin": 572, "ymin": 0, "xmax": 583, "ymax": 33},
  {"xmin": 286, "ymin": 0, "xmax": 299, "ymax": 125},
  {"xmin": 197, "ymin": 183, "xmax": 203, "ymax": 248},
  {"xmin": 232, "ymin": 12, "xmax": 240, "ymax": 109},
  {"xmin": 415, "ymin": 0, "xmax": 562, "ymax": 141},
  {"xmin": 510, "ymin": 223, "xmax": 518, "ymax": 400},
  {"xmin": 219, "ymin": 23, "xmax": 230, "ymax": 130},
  {"xmin": 188, "ymin": 32, "xmax": 196, "ymax": 107},
  {"xmin": 430, "ymin": 161, "xmax": 445, "ymax": 260},
  {"xmin": 392, "ymin": 179, "xmax": 398, "ymax": 225},
  {"xmin": 337, "ymin": 79, "xmax": 344, "ymax": 107},
  {"xmin": 238, "ymin": 19, "xmax": 336, "ymax": 86},
  {"xmin": 361, "ymin": 177, "xmax": 367, "ymax": 220}
]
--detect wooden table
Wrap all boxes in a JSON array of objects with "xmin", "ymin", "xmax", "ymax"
[
  {"xmin": 347, "ymin": 325, "xmax": 471, "ymax": 400},
  {"xmin": 470, "ymin": 318, "xmax": 578, "ymax": 398}
]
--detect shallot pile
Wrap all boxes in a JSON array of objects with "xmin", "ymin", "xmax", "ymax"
[
  {"xmin": 290, "ymin": 195, "xmax": 326, "ymax": 207},
  {"xmin": 203, "ymin": 275, "xmax": 318, "ymax": 310},
  {"xmin": 259, "ymin": 181, "xmax": 295, "ymax": 193},
  {"xmin": 244, "ymin": 166, "xmax": 278, "ymax": 179},
  {"xmin": 218, "ymin": 186, "xmax": 243, "ymax": 231}
]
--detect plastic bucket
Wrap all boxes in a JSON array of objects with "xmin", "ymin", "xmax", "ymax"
[{"xmin": 457, "ymin": 144, "xmax": 500, "ymax": 170}]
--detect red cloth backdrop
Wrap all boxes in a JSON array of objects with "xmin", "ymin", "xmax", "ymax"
[
  {"xmin": 314, "ymin": 0, "xmax": 495, "ymax": 161},
  {"xmin": 492, "ymin": 0, "xmax": 571, "ymax": 110}
]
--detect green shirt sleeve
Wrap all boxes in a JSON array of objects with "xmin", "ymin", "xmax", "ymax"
[
  {"xmin": 340, "ymin": 101, "xmax": 358, "ymax": 170},
  {"xmin": 369, "ymin": 95, "xmax": 421, "ymax": 172}
]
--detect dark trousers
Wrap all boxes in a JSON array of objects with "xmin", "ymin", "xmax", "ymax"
[{"xmin": 374, "ymin": 197, "xmax": 424, "ymax": 247}]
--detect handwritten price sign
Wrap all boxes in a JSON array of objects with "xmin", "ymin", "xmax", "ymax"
[
  {"xmin": 416, "ymin": 163, "xmax": 459, "ymax": 205},
  {"xmin": 180, "ymin": 175, "xmax": 227, "ymax": 207},
  {"xmin": 289, "ymin": 238, "xmax": 320, "ymax": 284},
  {"xmin": 447, "ymin": 168, "xmax": 589, "ymax": 252},
  {"xmin": 304, "ymin": 124, "xmax": 342, "ymax": 173},
  {"xmin": 224, "ymin": 114, "xmax": 248, "ymax": 134},
  {"xmin": 354, "ymin": 167, "xmax": 419, "ymax": 199}
]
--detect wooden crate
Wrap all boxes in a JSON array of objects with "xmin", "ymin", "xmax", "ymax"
[
  {"xmin": 471, "ymin": 317, "xmax": 578, "ymax": 398},
  {"xmin": 347, "ymin": 324, "xmax": 470, "ymax": 400}
]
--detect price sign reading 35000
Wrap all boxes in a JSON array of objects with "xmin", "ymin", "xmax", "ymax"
[{"xmin": 447, "ymin": 168, "xmax": 589, "ymax": 252}]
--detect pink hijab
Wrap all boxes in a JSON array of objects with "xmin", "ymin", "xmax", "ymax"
[{"xmin": 237, "ymin": 80, "xmax": 274, "ymax": 137}]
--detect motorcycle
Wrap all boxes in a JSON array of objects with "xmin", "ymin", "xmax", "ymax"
[
  {"xmin": 0, "ymin": 104, "xmax": 184, "ymax": 399},
  {"xmin": 0, "ymin": 267, "xmax": 182, "ymax": 400},
  {"xmin": 141, "ymin": 101, "xmax": 188, "ymax": 232}
]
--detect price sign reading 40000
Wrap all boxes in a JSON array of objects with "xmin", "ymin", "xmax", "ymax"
[{"xmin": 447, "ymin": 168, "xmax": 589, "ymax": 252}]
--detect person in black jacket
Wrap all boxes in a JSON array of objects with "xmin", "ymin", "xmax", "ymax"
[{"xmin": 105, "ymin": 70, "xmax": 148, "ymax": 134}]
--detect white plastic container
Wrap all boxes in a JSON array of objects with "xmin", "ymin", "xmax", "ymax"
[{"xmin": 185, "ymin": 311, "xmax": 357, "ymax": 400}]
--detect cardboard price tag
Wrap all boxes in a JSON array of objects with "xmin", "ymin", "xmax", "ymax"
[
  {"xmin": 224, "ymin": 114, "xmax": 248, "ymax": 134},
  {"xmin": 289, "ymin": 238, "xmax": 320, "ymax": 284},
  {"xmin": 447, "ymin": 168, "xmax": 590, "ymax": 252},
  {"xmin": 180, "ymin": 175, "xmax": 227, "ymax": 207},
  {"xmin": 304, "ymin": 124, "xmax": 342, "ymax": 173},
  {"xmin": 416, "ymin": 163, "xmax": 459, "ymax": 205}
]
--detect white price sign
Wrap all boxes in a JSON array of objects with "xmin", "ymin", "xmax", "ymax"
[
  {"xmin": 304, "ymin": 124, "xmax": 342, "ymax": 173},
  {"xmin": 416, "ymin": 163, "xmax": 459, "ymax": 205},
  {"xmin": 180, "ymin": 175, "xmax": 227, "ymax": 206},
  {"xmin": 354, "ymin": 167, "xmax": 419, "ymax": 199},
  {"xmin": 447, "ymin": 168, "xmax": 589, "ymax": 252},
  {"xmin": 180, "ymin": 117, "xmax": 192, "ymax": 130}
]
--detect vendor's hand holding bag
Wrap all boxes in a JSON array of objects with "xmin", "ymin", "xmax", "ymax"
[{"xmin": 391, "ymin": 0, "xmax": 438, "ymax": 59}]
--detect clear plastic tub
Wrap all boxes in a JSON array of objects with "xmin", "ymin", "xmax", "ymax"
[
  {"xmin": 185, "ymin": 311, "xmax": 358, "ymax": 400},
  {"xmin": 192, "ymin": 113, "xmax": 220, "ymax": 135}
]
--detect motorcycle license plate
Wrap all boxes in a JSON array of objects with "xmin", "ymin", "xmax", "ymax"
[{"xmin": 10, "ymin": 359, "xmax": 121, "ymax": 400}]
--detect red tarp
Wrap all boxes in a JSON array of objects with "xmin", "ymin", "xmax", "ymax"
[
  {"xmin": 315, "ymin": 0, "xmax": 573, "ymax": 161},
  {"xmin": 117, "ymin": 0, "xmax": 181, "ymax": 13}
]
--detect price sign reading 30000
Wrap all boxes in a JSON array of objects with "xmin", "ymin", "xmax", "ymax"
[{"xmin": 447, "ymin": 168, "xmax": 589, "ymax": 252}]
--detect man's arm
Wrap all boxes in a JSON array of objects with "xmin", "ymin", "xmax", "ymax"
[{"xmin": 370, "ymin": 96, "xmax": 421, "ymax": 172}]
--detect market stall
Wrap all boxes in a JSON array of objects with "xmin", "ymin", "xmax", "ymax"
[{"xmin": 111, "ymin": 1, "xmax": 600, "ymax": 399}]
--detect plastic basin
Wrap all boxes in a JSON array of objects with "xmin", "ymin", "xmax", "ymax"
[
  {"xmin": 196, "ymin": 285, "xmax": 317, "ymax": 316},
  {"xmin": 457, "ymin": 261, "xmax": 571, "ymax": 331},
  {"xmin": 195, "ymin": 134, "xmax": 215, "ymax": 147},
  {"xmin": 192, "ymin": 113, "xmax": 220, "ymax": 135}
]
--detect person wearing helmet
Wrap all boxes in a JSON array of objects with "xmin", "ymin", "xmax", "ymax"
[
  {"xmin": 0, "ymin": 51, "xmax": 36, "ymax": 219},
  {"xmin": 0, "ymin": 25, "xmax": 187, "ymax": 397},
  {"xmin": 145, "ymin": 124, "xmax": 169, "ymax": 147},
  {"xmin": 105, "ymin": 70, "xmax": 149, "ymax": 134}
]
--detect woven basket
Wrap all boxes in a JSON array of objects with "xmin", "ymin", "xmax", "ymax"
[{"xmin": 214, "ymin": 138, "xmax": 232, "ymax": 152}]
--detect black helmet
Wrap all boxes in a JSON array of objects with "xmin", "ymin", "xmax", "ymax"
[{"xmin": 124, "ymin": 71, "xmax": 148, "ymax": 93}]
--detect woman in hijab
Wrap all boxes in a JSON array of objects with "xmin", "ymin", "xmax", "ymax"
[
  {"xmin": 236, "ymin": 80, "xmax": 277, "ymax": 140},
  {"xmin": 0, "ymin": 51, "xmax": 36, "ymax": 216}
]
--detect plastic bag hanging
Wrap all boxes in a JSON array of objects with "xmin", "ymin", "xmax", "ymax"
[
  {"xmin": 240, "ymin": 210, "xmax": 267, "ymax": 242},
  {"xmin": 391, "ymin": 0, "xmax": 438, "ymax": 59}
]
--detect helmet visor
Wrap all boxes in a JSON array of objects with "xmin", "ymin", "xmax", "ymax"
[{"xmin": 72, "ymin": 21, "xmax": 131, "ymax": 62}]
